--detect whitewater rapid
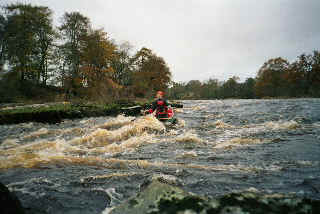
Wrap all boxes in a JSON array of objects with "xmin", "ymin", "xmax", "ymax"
[{"xmin": 0, "ymin": 99, "xmax": 319, "ymax": 214}]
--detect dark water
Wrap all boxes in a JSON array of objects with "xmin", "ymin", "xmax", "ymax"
[{"xmin": 0, "ymin": 99, "xmax": 320, "ymax": 214}]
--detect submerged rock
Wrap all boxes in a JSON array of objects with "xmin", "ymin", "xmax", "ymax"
[
  {"xmin": 110, "ymin": 180, "xmax": 320, "ymax": 214},
  {"xmin": 110, "ymin": 180, "xmax": 210, "ymax": 214},
  {"xmin": 0, "ymin": 182, "xmax": 25, "ymax": 214}
]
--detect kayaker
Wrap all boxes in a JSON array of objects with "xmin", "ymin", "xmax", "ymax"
[{"xmin": 147, "ymin": 91, "xmax": 170, "ymax": 120}]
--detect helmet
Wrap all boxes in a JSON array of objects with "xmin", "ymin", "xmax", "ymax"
[{"xmin": 157, "ymin": 91, "xmax": 164, "ymax": 96}]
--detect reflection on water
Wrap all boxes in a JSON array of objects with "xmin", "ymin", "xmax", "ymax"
[{"xmin": 0, "ymin": 99, "xmax": 320, "ymax": 214}]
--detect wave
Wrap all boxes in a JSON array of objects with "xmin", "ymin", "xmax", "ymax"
[
  {"xmin": 0, "ymin": 115, "xmax": 166, "ymax": 169},
  {"xmin": 264, "ymin": 120, "xmax": 300, "ymax": 130},
  {"xmin": 213, "ymin": 138, "xmax": 261, "ymax": 149},
  {"xmin": 174, "ymin": 131, "xmax": 203, "ymax": 144}
]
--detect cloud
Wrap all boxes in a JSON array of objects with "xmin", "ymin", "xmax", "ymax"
[{"xmin": 2, "ymin": 0, "xmax": 320, "ymax": 82}]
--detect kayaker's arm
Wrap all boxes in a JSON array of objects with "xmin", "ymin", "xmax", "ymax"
[
  {"xmin": 165, "ymin": 99, "xmax": 170, "ymax": 107},
  {"xmin": 145, "ymin": 100, "xmax": 157, "ymax": 114},
  {"xmin": 151, "ymin": 100, "xmax": 158, "ymax": 112}
]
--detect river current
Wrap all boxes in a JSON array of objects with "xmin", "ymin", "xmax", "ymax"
[{"xmin": 0, "ymin": 99, "xmax": 320, "ymax": 214}]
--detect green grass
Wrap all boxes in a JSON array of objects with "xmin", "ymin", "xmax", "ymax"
[
  {"xmin": 0, "ymin": 103, "xmax": 125, "ymax": 124},
  {"xmin": 0, "ymin": 100, "xmax": 183, "ymax": 125}
]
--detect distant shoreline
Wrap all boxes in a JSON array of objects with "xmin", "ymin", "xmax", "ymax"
[{"xmin": 169, "ymin": 97, "xmax": 319, "ymax": 100}]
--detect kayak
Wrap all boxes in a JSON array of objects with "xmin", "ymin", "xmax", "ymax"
[
  {"xmin": 142, "ymin": 106, "xmax": 177, "ymax": 125},
  {"xmin": 157, "ymin": 107, "xmax": 173, "ymax": 120},
  {"xmin": 157, "ymin": 107, "xmax": 177, "ymax": 124}
]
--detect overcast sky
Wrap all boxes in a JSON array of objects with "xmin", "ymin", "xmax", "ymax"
[{"xmin": 2, "ymin": 0, "xmax": 320, "ymax": 82}]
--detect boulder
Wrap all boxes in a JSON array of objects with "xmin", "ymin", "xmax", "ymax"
[
  {"xmin": 0, "ymin": 182, "xmax": 25, "ymax": 214},
  {"xmin": 110, "ymin": 180, "xmax": 320, "ymax": 214}
]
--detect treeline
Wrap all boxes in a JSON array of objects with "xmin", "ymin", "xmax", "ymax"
[
  {"xmin": 168, "ymin": 52, "xmax": 320, "ymax": 99},
  {"xmin": 0, "ymin": 3, "xmax": 171, "ymax": 103},
  {"xmin": 1, "ymin": 4, "xmax": 319, "ymax": 103}
]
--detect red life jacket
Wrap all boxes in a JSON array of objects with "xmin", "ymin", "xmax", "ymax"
[
  {"xmin": 157, "ymin": 100, "xmax": 164, "ymax": 106},
  {"xmin": 156, "ymin": 99, "xmax": 168, "ymax": 115}
]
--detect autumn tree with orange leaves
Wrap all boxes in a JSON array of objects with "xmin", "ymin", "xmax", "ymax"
[
  {"xmin": 286, "ymin": 52, "xmax": 320, "ymax": 97},
  {"xmin": 80, "ymin": 29, "xmax": 123, "ymax": 101},
  {"xmin": 131, "ymin": 48, "xmax": 171, "ymax": 97},
  {"xmin": 255, "ymin": 57, "xmax": 289, "ymax": 97},
  {"xmin": 80, "ymin": 29, "xmax": 116, "ymax": 86}
]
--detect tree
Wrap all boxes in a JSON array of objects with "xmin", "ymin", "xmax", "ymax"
[
  {"xmin": 295, "ymin": 54, "xmax": 313, "ymax": 96},
  {"xmin": 201, "ymin": 78, "xmax": 219, "ymax": 99},
  {"xmin": 167, "ymin": 81, "xmax": 187, "ymax": 99},
  {"xmin": 284, "ymin": 60, "xmax": 305, "ymax": 97},
  {"xmin": 80, "ymin": 29, "xmax": 116, "ymax": 87},
  {"xmin": 0, "ymin": 13, "xmax": 6, "ymax": 73},
  {"xmin": 110, "ymin": 41, "xmax": 133, "ymax": 86},
  {"xmin": 132, "ymin": 47, "xmax": 153, "ymax": 66},
  {"xmin": 220, "ymin": 76, "xmax": 240, "ymax": 98},
  {"xmin": 3, "ymin": 3, "xmax": 56, "ymax": 85},
  {"xmin": 185, "ymin": 80, "xmax": 202, "ymax": 99},
  {"xmin": 309, "ymin": 51, "xmax": 320, "ymax": 97},
  {"xmin": 59, "ymin": 12, "xmax": 90, "ymax": 93},
  {"xmin": 131, "ymin": 48, "xmax": 171, "ymax": 97},
  {"xmin": 239, "ymin": 78, "xmax": 256, "ymax": 99},
  {"xmin": 33, "ymin": 7, "xmax": 57, "ymax": 85},
  {"xmin": 255, "ymin": 57, "xmax": 289, "ymax": 97},
  {"xmin": 4, "ymin": 3, "xmax": 39, "ymax": 82}
]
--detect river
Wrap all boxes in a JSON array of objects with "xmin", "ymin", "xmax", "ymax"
[{"xmin": 1, "ymin": 99, "xmax": 320, "ymax": 214}]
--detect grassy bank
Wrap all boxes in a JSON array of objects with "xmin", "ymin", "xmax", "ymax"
[
  {"xmin": 0, "ymin": 102, "xmax": 138, "ymax": 125},
  {"xmin": 0, "ymin": 101, "xmax": 183, "ymax": 125}
]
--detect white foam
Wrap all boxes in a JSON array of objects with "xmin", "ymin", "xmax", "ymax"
[
  {"xmin": 265, "ymin": 120, "xmax": 300, "ymax": 130},
  {"xmin": 0, "ymin": 138, "xmax": 19, "ymax": 149},
  {"xmin": 22, "ymin": 128, "xmax": 50, "ymax": 139},
  {"xmin": 96, "ymin": 114, "xmax": 135, "ymax": 129},
  {"xmin": 214, "ymin": 138, "xmax": 261, "ymax": 149},
  {"xmin": 174, "ymin": 108, "xmax": 184, "ymax": 113},
  {"xmin": 211, "ymin": 120, "xmax": 234, "ymax": 129},
  {"xmin": 313, "ymin": 122, "xmax": 320, "ymax": 127},
  {"xmin": 296, "ymin": 160, "xmax": 319, "ymax": 167},
  {"xmin": 175, "ymin": 131, "xmax": 203, "ymax": 144},
  {"xmin": 101, "ymin": 207, "xmax": 114, "ymax": 214},
  {"xmin": 166, "ymin": 129, "xmax": 179, "ymax": 136},
  {"xmin": 177, "ymin": 151, "xmax": 198, "ymax": 159},
  {"xmin": 176, "ymin": 118, "xmax": 186, "ymax": 128}
]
